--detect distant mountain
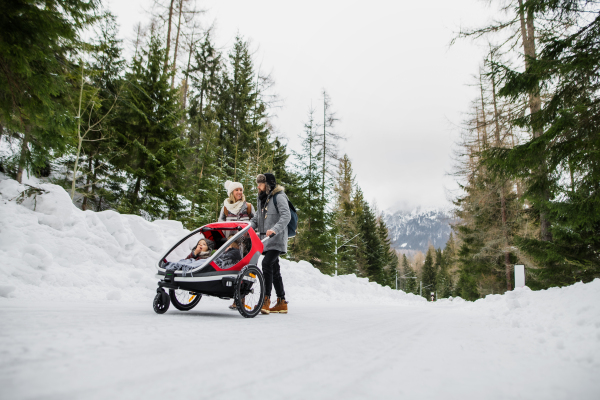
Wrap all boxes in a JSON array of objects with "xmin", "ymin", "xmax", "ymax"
[{"xmin": 383, "ymin": 208, "xmax": 455, "ymax": 253}]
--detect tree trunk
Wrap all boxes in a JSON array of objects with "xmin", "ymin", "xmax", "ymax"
[
  {"xmin": 132, "ymin": 175, "xmax": 142, "ymax": 211},
  {"xmin": 182, "ymin": 30, "xmax": 195, "ymax": 109},
  {"xmin": 518, "ymin": 0, "xmax": 551, "ymax": 241},
  {"xmin": 322, "ymin": 93, "xmax": 327, "ymax": 202},
  {"xmin": 16, "ymin": 125, "xmax": 31, "ymax": 184},
  {"xmin": 163, "ymin": 0, "xmax": 176, "ymax": 73},
  {"xmin": 82, "ymin": 156, "xmax": 92, "ymax": 211},
  {"xmin": 131, "ymin": 136, "xmax": 148, "ymax": 211},
  {"xmin": 94, "ymin": 158, "xmax": 102, "ymax": 211},
  {"xmin": 479, "ymin": 72, "xmax": 488, "ymax": 149},
  {"xmin": 71, "ymin": 62, "xmax": 85, "ymax": 200},
  {"xmin": 133, "ymin": 23, "xmax": 143, "ymax": 59},
  {"xmin": 490, "ymin": 54, "xmax": 512, "ymax": 291},
  {"xmin": 171, "ymin": 0, "xmax": 183, "ymax": 88}
]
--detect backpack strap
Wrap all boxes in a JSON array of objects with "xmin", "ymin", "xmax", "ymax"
[
  {"xmin": 223, "ymin": 206, "xmax": 228, "ymax": 215},
  {"xmin": 272, "ymin": 193, "xmax": 279, "ymax": 212},
  {"xmin": 247, "ymin": 202, "xmax": 252, "ymax": 216}
]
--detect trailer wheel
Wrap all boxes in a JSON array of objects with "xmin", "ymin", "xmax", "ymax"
[
  {"xmin": 153, "ymin": 289, "xmax": 170, "ymax": 314},
  {"xmin": 234, "ymin": 265, "xmax": 265, "ymax": 318},
  {"xmin": 169, "ymin": 289, "xmax": 201, "ymax": 311}
]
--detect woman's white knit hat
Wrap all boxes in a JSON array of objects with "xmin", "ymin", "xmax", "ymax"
[{"xmin": 224, "ymin": 180, "xmax": 243, "ymax": 196}]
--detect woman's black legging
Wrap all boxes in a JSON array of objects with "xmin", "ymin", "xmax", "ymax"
[{"xmin": 262, "ymin": 250, "xmax": 285, "ymax": 299}]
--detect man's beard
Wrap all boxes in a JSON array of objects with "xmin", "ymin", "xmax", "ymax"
[{"xmin": 258, "ymin": 190, "xmax": 268, "ymax": 202}]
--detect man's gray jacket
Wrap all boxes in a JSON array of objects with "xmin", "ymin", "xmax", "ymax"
[{"xmin": 250, "ymin": 185, "xmax": 291, "ymax": 254}]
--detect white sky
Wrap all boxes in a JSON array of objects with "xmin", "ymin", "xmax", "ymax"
[{"xmin": 106, "ymin": 0, "xmax": 498, "ymax": 212}]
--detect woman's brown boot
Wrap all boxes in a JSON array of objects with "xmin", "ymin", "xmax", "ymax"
[
  {"xmin": 260, "ymin": 296, "xmax": 271, "ymax": 314},
  {"xmin": 269, "ymin": 297, "xmax": 288, "ymax": 314}
]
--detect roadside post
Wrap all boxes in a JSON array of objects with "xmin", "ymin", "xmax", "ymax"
[{"xmin": 514, "ymin": 264, "xmax": 525, "ymax": 288}]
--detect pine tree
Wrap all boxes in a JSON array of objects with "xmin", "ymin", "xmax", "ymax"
[
  {"xmin": 421, "ymin": 247, "xmax": 437, "ymax": 299},
  {"xmin": 220, "ymin": 36, "xmax": 268, "ymax": 182},
  {"xmin": 487, "ymin": 1, "xmax": 600, "ymax": 286},
  {"xmin": 357, "ymin": 197, "xmax": 385, "ymax": 284},
  {"xmin": 439, "ymin": 233, "xmax": 457, "ymax": 297},
  {"xmin": 435, "ymin": 248, "xmax": 453, "ymax": 298},
  {"xmin": 333, "ymin": 154, "xmax": 360, "ymax": 275},
  {"xmin": 112, "ymin": 29, "xmax": 185, "ymax": 219},
  {"xmin": 351, "ymin": 186, "xmax": 369, "ymax": 277},
  {"xmin": 319, "ymin": 90, "xmax": 341, "ymax": 203},
  {"xmin": 184, "ymin": 32, "xmax": 224, "ymax": 227},
  {"xmin": 0, "ymin": 0, "xmax": 99, "ymax": 182},
  {"xmin": 268, "ymin": 137, "xmax": 300, "ymax": 222},
  {"xmin": 76, "ymin": 13, "xmax": 125, "ymax": 211},
  {"xmin": 451, "ymin": 61, "xmax": 525, "ymax": 298},
  {"xmin": 378, "ymin": 215, "xmax": 397, "ymax": 288},
  {"xmin": 289, "ymin": 108, "xmax": 333, "ymax": 271},
  {"xmin": 401, "ymin": 254, "xmax": 418, "ymax": 294}
]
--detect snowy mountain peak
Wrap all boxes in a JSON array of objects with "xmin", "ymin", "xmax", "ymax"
[{"xmin": 383, "ymin": 207, "xmax": 455, "ymax": 252}]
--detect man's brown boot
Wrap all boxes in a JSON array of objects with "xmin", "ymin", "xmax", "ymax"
[
  {"xmin": 269, "ymin": 297, "xmax": 288, "ymax": 314},
  {"xmin": 260, "ymin": 296, "xmax": 271, "ymax": 314}
]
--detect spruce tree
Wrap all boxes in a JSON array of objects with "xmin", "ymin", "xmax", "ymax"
[
  {"xmin": 487, "ymin": 1, "xmax": 600, "ymax": 286},
  {"xmin": 357, "ymin": 198, "xmax": 385, "ymax": 284},
  {"xmin": 112, "ymin": 30, "xmax": 185, "ymax": 219},
  {"xmin": 184, "ymin": 32, "xmax": 224, "ymax": 227},
  {"xmin": 332, "ymin": 154, "xmax": 361, "ymax": 275},
  {"xmin": 435, "ymin": 248, "xmax": 453, "ymax": 298},
  {"xmin": 220, "ymin": 36, "xmax": 269, "ymax": 182},
  {"xmin": 421, "ymin": 247, "xmax": 437, "ymax": 299},
  {"xmin": 0, "ymin": 0, "xmax": 99, "ymax": 182},
  {"xmin": 289, "ymin": 108, "xmax": 333, "ymax": 271},
  {"xmin": 402, "ymin": 254, "xmax": 418, "ymax": 294},
  {"xmin": 378, "ymin": 215, "xmax": 397, "ymax": 288},
  {"xmin": 76, "ymin": 13, "xmax": 125, "ymax": 211}
]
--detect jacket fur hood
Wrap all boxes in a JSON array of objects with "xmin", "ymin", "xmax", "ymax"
[{"xmin": 270, "ymin": 185, "xmax": 284, "ymax": 196}]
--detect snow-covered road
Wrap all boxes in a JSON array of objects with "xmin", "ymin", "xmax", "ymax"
[
  {"xmin": 1, "ymin": 176, "xmax": 599, "ymax": 399},
  {"xmin": 1, "ymin": 299, "xmax": 598, "ymax": 400}
]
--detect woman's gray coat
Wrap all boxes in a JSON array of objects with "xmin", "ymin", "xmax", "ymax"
[{"xmin": 249, "ymin": 185, "xmax": 291, "ymax": 254}]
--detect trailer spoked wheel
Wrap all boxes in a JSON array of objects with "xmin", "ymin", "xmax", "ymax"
[
  {"xmin": 153, "ymin": 288, "xmax": 170, "ymax": 314},
  {"xmin": 169, "ymin": 289, "xmax": 201, "ymax": 311},
  {"xmin": 234, "ymin": 265, "xmax": 265, "ymax": 318}
]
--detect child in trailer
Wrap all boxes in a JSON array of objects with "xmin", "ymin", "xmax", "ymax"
[
  {"xmin": 186, "ymin": 238, "xmax": 215, "ymax": 260},
  {"xmin": 214, "ymin": 241, "xmax": 243, "ymax": 270},
  {"xmin": 165, "ymin": 238, "xmax": 215, "ymax": 274}
]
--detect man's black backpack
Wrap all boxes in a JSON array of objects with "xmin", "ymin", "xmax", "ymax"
[{"xmin": 273, "ymin": 193, "xmax": 298, "ymax": 238}]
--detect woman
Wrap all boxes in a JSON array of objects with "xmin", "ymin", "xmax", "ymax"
[
  {"xmin": 218, "ymin": 180, "xmax": 255, "ymax": 309},
  {"xmin": 218, "ymin": 180, "xmax": 255, "ymax": 222}
]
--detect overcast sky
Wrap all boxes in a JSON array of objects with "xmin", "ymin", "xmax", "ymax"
[{"xmin": 106, "ymin": 0, "xmax": 497, "ymax": 212}]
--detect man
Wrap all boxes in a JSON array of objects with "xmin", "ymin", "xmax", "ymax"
[{"xmin": 250, "ymin": 173, "xmax": 291, "ymax": 314}]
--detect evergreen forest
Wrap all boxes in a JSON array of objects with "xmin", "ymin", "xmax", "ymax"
[
  {"xmin": 0, "ymin": 0, "xmax": 398, "ymax": 288},
  {"xmin": 2, "ymin": 0, "xmax": 598, "ymax": 300},
  {"xmin": 440, "ymin": 0, "xmax": 600, "ymax": 299}
]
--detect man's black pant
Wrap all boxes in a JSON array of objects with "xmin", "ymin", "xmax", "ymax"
[{"xmin": 262, "ymin": 250, "xmax": 285, "ymax": 299}]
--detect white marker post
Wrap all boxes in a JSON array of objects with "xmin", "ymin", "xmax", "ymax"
[{"xmin": 514, "ymin": 265, "xmax": 525, "ymax": 288}]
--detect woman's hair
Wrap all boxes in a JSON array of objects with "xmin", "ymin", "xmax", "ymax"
[
  {"xmin": 227, "ymin": 191, "xmax": 245, "ymax": 204},
  {"xmin": 229, "ymin": 242, "xmax": 240, "ymax": 249}
]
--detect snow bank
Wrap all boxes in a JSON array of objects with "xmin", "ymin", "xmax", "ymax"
[
  {"xmin": 438, "ymin": 280, "xmax": 600, "ymax": 366},
  {"xmin": 280, "ymin": 260, "xmax": 423, "ymax": 304},
  {"xmin": 0, "ymin": 175, "xmax": 424, "ymax": 304},
  {"xmin": 0, "ymin": 175, "xmax": 186, "ymax": 301}
]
